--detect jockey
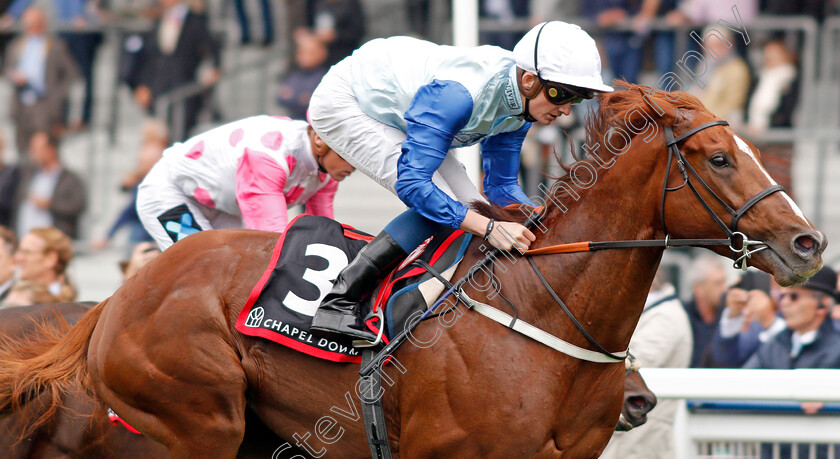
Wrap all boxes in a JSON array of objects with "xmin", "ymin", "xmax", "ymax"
[
  {"xmin": 137, "ymin": 115, "xmax": 355, "ymax": 250},
  {"xmin": 308, "ymin": 21, "xmax": 614, "ymax": 341}
]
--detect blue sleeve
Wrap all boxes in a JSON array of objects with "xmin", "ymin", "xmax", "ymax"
[
  {"xmin": 480, "ymin": 122, "xmax": 533, "ymax": 207},
  {"xmin": 711, "ymin": 322, "xmax": 763, "ymax": 368},
  {"xmin": 395, "ymin": 80, "xmax": 473, "ymax": 229},
  {"xmin": 54, "ymin": 0, "xmax": 86, "ymax": 21},
  {"xmin": 6, "ymin": 0, "xmax": 32, "ymax": 18},
  {"xmin": 710, "ymin": 331, "xmax": 746, "ymax": 368}
]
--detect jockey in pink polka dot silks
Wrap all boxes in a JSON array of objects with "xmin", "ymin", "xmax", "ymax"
[{"xmin": 136, "ymin": 115, "xmax": 355, "ymax": 250}]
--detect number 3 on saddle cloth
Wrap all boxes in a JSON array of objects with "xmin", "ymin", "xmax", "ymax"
[{"xmin": 235, "ymin": 215, "xmax": 473, "ymax": 363}]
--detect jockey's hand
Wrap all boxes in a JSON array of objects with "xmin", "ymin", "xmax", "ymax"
[
  {"xmin": 487, "ymin": 221, "xmax": 535, "ymax": 253},
  {"xmin": 461, "ymin": 210, "xmax": 536, "ymax": 253}
]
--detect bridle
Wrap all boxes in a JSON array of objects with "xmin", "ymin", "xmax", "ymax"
[
  {"xmin": 517, "ymin": 119, "xmax": 784, "ymax": 361},
  {"xmin": 523, "ymin": 119, "xmax": 784, "ymax": 270},
  {"xmin": 660, "ymin": 120, "xmax": 783, "ymax": 270}
]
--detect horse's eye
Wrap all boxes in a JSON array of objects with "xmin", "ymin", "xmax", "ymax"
[{"xmin": 710, "ymin": 155, "xmax": 729, "ymax": 168}]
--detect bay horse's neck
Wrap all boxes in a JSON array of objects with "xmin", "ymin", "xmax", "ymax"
[{"xmin": 525, "ymin": 147, "xmax": 667, "ymax": 352}]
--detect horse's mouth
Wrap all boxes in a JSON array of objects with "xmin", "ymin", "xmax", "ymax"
[{"xmin": 752, "ymin": 243, "xmax": 821, "ymax": 287}]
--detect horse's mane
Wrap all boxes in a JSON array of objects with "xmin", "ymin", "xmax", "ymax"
[{"xmin": 475, "ymin": 81, "xmax": 709, "ymax": 224}]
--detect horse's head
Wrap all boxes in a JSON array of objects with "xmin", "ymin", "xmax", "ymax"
[
  {"xmin": 594, "ymin": 83, "xmax": 825, "ymax": 286},
  {"xmin": 615, "ymin": 357, "xmax": 656, "ymax": 431}
]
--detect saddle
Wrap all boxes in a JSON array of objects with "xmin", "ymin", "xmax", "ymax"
[
  {"xmin": 235, "ymin": 215, "xmax": 471, "ymax": 363},
  {"xmin": 365, "ymin": 228, "xmax": 472, "ymax": 343}
]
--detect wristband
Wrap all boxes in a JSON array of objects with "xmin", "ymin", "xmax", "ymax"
[{"xmin": 484, "ymin": 219, "xmax": 495, "ymax": 241}]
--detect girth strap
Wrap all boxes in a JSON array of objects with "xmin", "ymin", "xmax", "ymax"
[{"xmin": 360, "ymin": 350, "xmax": 393, "ymax": 459}]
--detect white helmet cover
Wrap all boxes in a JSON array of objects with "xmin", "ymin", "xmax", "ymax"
[{"xmin": 513, "ymin": 21, "xmax": 614, "ymax": 93}]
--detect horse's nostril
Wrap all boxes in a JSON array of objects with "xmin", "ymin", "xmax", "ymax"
[
  {"xmin": 628, "ymin": 396, "xmax": 652, "ymax": 411},
  {"xmin": 794, "ymin": 235, "xmax": 818, "ymax": 255}
]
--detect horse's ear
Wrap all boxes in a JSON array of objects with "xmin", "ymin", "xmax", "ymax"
[{"xmin": 636, "ymin": 87, "xmax": 676, "ymax": 124}]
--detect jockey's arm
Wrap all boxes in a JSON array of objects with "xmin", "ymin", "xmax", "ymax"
[
  {"xmin": 395, "ymin": 80, "xmax": 534, "ymax": 250},
  {"xmin": 394, "ymin": 79, "xmax": 473, "ymax": 229},
  {"xmin": 305, "ymin": 179, "xmax": 338, "ymax": 218},
  {"xmin": 235, "ymin": 149, "xmax": 292, "ymax": 233},
  {"xmin": 480, "ymin": 123, "xmax": 534, "ymax": 207}
]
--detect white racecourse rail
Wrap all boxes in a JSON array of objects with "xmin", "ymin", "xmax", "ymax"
[{"xmin": 639, "ymin": 368, "xmax": 840, "ymax": 459}]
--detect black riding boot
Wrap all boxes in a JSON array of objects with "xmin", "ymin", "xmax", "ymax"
[{"xmin": 310, "ymin": 232, "xmax": 406, "ymax": 341}]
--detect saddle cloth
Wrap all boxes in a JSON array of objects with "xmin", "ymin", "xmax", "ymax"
[{"xmin": 235, "ymin": 215, "xmax": 471, "ymax": 363}]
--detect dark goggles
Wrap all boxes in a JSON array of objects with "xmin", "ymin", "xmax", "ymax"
[
  {"xmin": 538, "ymin": 78, "xmax": 595, "ymax": 105},
  {"xmin": 533, "ymin": 22, "xmax": 597, "ymax": 106}
]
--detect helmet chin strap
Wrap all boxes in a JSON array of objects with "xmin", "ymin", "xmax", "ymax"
[
  {"xmin": 521, "ymin": 97, "xmax": 537, "ymax": 123},
  {"xmin": 315, "ymin": 151, "xmax": 328, "ymax": 174}
]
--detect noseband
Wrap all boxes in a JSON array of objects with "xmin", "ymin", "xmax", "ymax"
[{"xmin": 662, "ymin": 120, "xmax": 783, "ymax": 270}]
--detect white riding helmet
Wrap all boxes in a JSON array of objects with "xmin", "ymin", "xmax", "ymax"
[{"xmin": 513, "ymin": 21, "xmax": 614, "ymax": 94}]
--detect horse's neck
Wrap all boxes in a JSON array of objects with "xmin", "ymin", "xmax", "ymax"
[{"xmin": 524, "ymin": 157, "xmax": 665, "ymax": 352}]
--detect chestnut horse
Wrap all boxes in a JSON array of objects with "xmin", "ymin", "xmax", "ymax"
[
  {"xmin": 0, "ymin": 302, "xmax": 652, "ymax": 459},
  {"xmin": 0, "ymin": 302, "xmax": 297, "ymax": 458},
  {"xmin": 0, "ymin": 84, "xmax": 826, "ymax": 458},
  {"xmin": 0, "ymin": 303, "xmax": 167, "ymax": 458}
]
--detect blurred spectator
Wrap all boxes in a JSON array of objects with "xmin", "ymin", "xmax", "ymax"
[
  {"xmin": 744, "ymin": 266, "xmax": 840, "ymax": 369},
  {"xmin": 4, "ymin": 6, "xmax": 79, "ymax": 155},
  {"xmin": 833, "ymin": 270, "xmax": 840, "ymax": 330},
  {"xmin": 5, "ymin": 0, "xmax": 106, "ymax": 129},
  {"xmin": 529, "ymin": 0, "xmax": 572, "ymax": 26},
  {"xmin": 743, "ymin": 40, "xmax": 799, "ymax": 193},
  {"xmin": 13, "ymin": 226, "xmax": 75, "ymax": 301},
  {"xmin": 12, "ymin": 131, "xmax": 87, "ymax": 239},
  {"xmin": 665, "ymin": 0, "xmax": 756, "ymax": 67},
  {"xmin": 297, "ymin": 0, "xmax": 365, "ymax": 67},
  {"xmin": 479, "ymin": 0, "xmax": 528, "ymax": 50},
  {"xmin": 743, "ymin": 266, "xmax": 840, "ymax": 459},
  {"xmin": 586, "ymin": 0, "xmax": 670, "ymax": 84},
  {"xmin": 91, "ymin": 119, "xmax": 167, "ymax": 251},
  {"xmin": 746, "ymin": 40, "xmax": 799, "ymax": 135},
  {"xmin": 2, "ymin": 279, "xmax": 60, "ymax": 307},
  {"xmin": 684, "ymin": 254, "xmax": 731, "ymax": 367},
  {"xmin": 233, "ymin": 0, "xmax": 274, "ymax": 46},
  {"xmin": 132, "ymin": 0, "xmax": 221, "ymax": 142},
  {"xmin": 0, "ymin": 226, "xmax": 16, "ymax": 303},
  {"xmin": 762, "ymin": 0, "xmax": 828, "ymax": 23},
  {"xmin": 279, "ymin": 0, "xmax": 314, "ymax": 68},
  {"xmin": 708, "ymin": 271, "xmax": 783, "ymax": 367},
  {"xmin": 406, "ymin": 0, "xmax": 430, "ymax": 38},
  {"xmin": 599, "ymin": 268, "xmax": 692, "ymax": 459},
  {"xmin": 277, "ymin": 34, "xmax": 328, "ymax": 120},
  {"xmin": 686, "ymin": 25, "xmax": 750, "ymax": 123},
  {"xmin": 119, "ymin": 241, "xmax": 160, "ymax": 280},
  {"xmin": 0, "ymin": 0, "xmax": 18, "ymax": 65},
  {"xmin": 665, "ymin": 0, "xmax": 757, "ymax": 28},
  {"xmin": 57, "ymin": 0, "xmax": 105, "ymax": 129},
  {"xmin": 0, "ymin": 132, "xmax": 19, "ymax": 227}
]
